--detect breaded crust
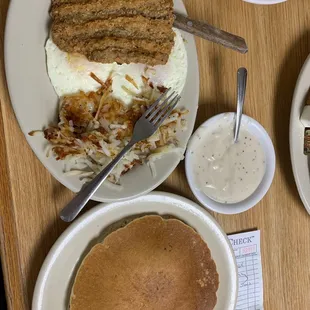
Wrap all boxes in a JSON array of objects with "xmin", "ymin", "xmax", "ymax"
[
  {"xmin": 51, "ymin": 0, "xmax": 173, "ymax": 23},
  {"xmin": 52, "ymin": 16, "xmax": 174, "ymax": 42},
  {"xmin": 50, "ymin": 0, "xmax": 174, "ymax": 65},
  {"xmin": 54, "ymin": 37, "xmax": 173, "ymax": 55},
  {"xmin": 52, "ymin": 0, "xmax": 88, "ymax": 5},
  {"xmin": 88, "ymin": 49, "xmax": 169, "ymax": 66}
]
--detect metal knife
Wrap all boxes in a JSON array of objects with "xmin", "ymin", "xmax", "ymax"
[{"xmin": 173, "ymin": 12, "xmax": 248, "ymax": 54}]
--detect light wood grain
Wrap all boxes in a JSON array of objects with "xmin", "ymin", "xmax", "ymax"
[{"xmin": 1, "ymin": 0, "xmax": 310, "ymax": 309}]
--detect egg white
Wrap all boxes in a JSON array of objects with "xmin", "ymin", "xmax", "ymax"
[{"xmin": 45, "ymin": 29, "xmax": 187, "ymax": 105}]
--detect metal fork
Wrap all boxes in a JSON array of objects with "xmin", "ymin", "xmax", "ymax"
[{"xmin": 60, "ymin": 89, "xmax": 181, "ymax": 222}]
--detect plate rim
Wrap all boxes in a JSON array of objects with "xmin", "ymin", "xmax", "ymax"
[
  {"xmin": 32, "ymin": 191, "xmax": 238, "ymax": 310},
  {"xmin": 4, "ymin": 0, "xmax": 199, "ymax": 202},
  {"xmin": 289, "ymin": 54, "xmax": 310, "ymax": 214}
]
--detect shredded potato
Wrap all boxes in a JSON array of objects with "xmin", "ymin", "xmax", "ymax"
[
  {"xmin": 41, "ymin": 74, "xmax": 188, "ymax": 184},
  {"xmin": 125, "ymin": 74, "xmax": 139, "ymax": 89}
]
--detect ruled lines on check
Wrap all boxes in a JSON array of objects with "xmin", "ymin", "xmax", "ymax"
[{"xmin": 228, "ymin": 230, "xmax": 264, "ymax": 310}]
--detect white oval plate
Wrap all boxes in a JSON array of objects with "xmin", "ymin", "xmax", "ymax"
[
  {"xmin": 32, "ymin": 192, "xmax": 237, "ymax": 310},
  {"xmin": 290, "ymin": 55, "xmax": 310, "ymax": 214},
  {"xmin": 4, "ymin": 0, "xmax": 199, "ymax": 202}
]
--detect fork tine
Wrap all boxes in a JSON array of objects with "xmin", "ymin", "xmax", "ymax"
[
  {"xmin": 144, "ymin": 88, "xmax": 171, "ymax": 118},
  {"xmin": 147, "ymin": 91, "xmax": 176, "ymax": 120},
  {"xmin": 151, "ymin": 94, "xmax": 179, "ymax": 124},
  {"xmin": 153, "ymin": 96, "xmax": 181, "ymax": 128}
]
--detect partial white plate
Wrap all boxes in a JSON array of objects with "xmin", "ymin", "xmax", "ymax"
[
  {"xmin": 290, "ymin": 55, "xmax": 310, "ymax": 215},
  {"xmin": 4, "ymin": 0, "xmax": 199, "ymax": 202},
  {"xmin": 32, "ymin": 192, "xmax": 237, "ymax": 310},
  {"xmin": 243, "ymin": 0, "xmax": 286, "ymax": 5}
]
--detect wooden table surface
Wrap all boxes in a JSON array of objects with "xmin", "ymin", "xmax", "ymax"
[{"xmin": 1, "ymin": 0, "xmax": 310, "ymax": 309}]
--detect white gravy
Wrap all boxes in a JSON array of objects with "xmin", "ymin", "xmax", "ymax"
[{"xmin": 191, "ymin": 116, "xmax": 266, "ymax": 204}]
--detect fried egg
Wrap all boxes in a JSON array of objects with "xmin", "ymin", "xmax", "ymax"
[{"xmin": 45, "ymin": 29, "xmax": 187, "ymax": 105}]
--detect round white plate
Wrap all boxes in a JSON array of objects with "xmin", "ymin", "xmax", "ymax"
[
  {"xmin": 32, "ymin": 192, "xmax": 237, "ymax": 310},
  {"xmin": 4, "ymin": 0, "xmax": 199, "ymax": 202},
  {"xmin": 290, "ymin": 54, "xmax": 310, "ymax": 214}
]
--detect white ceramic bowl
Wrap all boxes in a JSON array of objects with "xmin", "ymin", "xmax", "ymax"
[{"xmin": 185, "ymin": 113, "xmax": 275, "ymax": 214}]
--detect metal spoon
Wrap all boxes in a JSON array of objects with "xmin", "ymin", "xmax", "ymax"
[{"xmin": 234, "ymin": 67, "xmax": 248, "ymax": 143}]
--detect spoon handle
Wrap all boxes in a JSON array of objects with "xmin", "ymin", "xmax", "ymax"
[{"xmin": 234, "ymin": 68, "xmax": 248, "ymax": 142}]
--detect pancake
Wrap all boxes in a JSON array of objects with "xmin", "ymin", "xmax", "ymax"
[{"xmin": 69, "ymin": 215, "xmax": 219, "ymax": 310}]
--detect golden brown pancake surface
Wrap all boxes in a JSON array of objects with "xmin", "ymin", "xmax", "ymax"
[{"xmin": 70, "ymin": 215, "xmax": 219, "ymax": 310}]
